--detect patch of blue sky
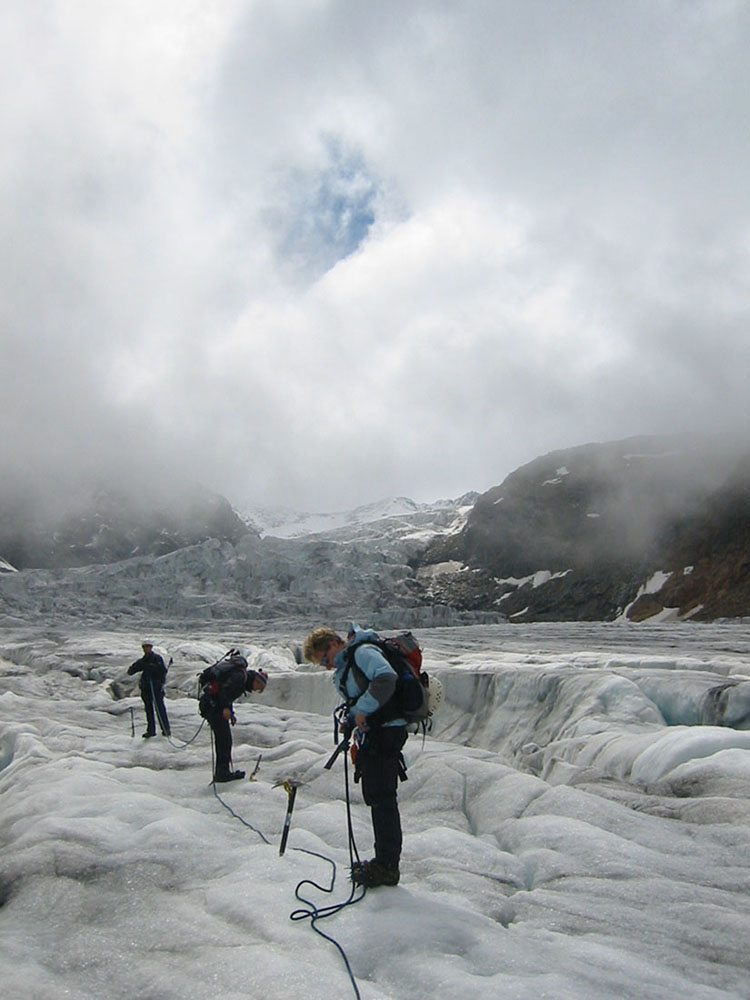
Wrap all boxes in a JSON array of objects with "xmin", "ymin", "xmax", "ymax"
[{"xmin": 273, "ymin": 136, "xmax": 379, "ymax": 277}]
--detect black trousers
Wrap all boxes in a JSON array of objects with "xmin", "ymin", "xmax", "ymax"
[
  {"xmin": 207, "ymin": 710, "xmax": 233, "ymax": 777},
  {"xmin": 357, "ymin": 726, "xmax": 408, "ymax": 870},
  {"xmin": 141, "ymin": 682, "xmax": 170, "ymax": 735}
]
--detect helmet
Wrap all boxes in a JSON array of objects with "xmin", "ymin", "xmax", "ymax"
[{"xmin": 427, "ymin": 675, "xmax": 444, "ymax": 715}]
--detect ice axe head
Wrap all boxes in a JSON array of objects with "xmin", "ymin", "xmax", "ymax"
[{"xmin": 273, "ymin": 778, "xmax": 301, "ymax": 795}]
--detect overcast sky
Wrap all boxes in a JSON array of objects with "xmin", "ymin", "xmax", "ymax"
[{"xmin": 3, "ymin": 0, "xmax": 750, "ymax": 513}]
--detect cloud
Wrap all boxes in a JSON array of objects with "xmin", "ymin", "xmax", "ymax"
[{"xmin": 2, "ymin": 0, "xmax": 750, "ymax": 514}]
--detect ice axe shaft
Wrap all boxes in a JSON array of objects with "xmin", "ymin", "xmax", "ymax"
[
  {"xmin": 279, "ymin": 780, "xmax": 299, "ymax": 856},
  {"xmin": 324, "ymin": 731, "xmax": 351, "ymax": 770}
]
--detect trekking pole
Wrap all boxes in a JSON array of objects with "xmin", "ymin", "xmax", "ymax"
[
  {"xmin": 130, "ymin": 706, "xmax": 135, "ymax": 738},
  {"xmin": 278, "ymin": 780, "xmax": 300, "ymax": 856}
]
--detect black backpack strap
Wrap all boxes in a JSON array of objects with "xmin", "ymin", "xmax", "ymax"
[{"xmin": 339, "ymin": 644, "xmax": 369, "ymax": 706}]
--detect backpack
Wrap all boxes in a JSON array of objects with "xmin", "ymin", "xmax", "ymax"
[
  {"xmin": 342, "ymin": 630, "xmax": 440, "ymax": 730},
  {"xmin": 198, "ymin": 651, "xmax": 248, "ymax": 716}
]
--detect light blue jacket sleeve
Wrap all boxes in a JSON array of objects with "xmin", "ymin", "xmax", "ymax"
[
  {"xmin": 334, "ymin": 625, "xmax": 401, "ymax": 721},
  {"xmin": 348, "ymin": 644, "xmax": 398, "ymax": 717}
]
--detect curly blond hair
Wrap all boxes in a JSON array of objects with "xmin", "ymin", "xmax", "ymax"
[{"xmin": 303, "ymin": 627, "xmax": 340, "ymax": 663}]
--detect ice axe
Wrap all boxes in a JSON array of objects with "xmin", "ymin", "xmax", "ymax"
[
  {"xmin": 276, "ymin": 779, "xmax": 300, "ymax": 856},
  {"xmin": 324, "ymin": 722, "xmax": 353, "ymax": 771}
]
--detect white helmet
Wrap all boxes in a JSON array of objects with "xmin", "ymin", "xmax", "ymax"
[{"xmin": 427, "ymin": 675, "xmax": 444, "ymax": 715}]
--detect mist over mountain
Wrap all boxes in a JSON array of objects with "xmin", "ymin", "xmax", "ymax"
[
  {"xmin": 0, "ymin": 486, "xmax": 251, "ymax": 570},
  {"xmin": 1, "ymin": 434, "xmax": 749, "ymax": 625}
]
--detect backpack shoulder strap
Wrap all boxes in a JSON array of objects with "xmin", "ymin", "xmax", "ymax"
[{"xmin": 340, "ymin": 642, "xmax": 373, "ymax": 703}]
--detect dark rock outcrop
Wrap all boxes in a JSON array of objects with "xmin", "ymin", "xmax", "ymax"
[
  {"xmin": 634, "ymin": 454, "xmax": 750, "ymax": 621},
  {"xmin": 417, "ymin": 434, "xmax": 750, "ymax": 622}
]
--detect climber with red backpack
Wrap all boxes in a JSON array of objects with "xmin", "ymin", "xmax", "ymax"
[{"xmin": 197, "ymin": 650, "xmax": 268, "ymax": 783}]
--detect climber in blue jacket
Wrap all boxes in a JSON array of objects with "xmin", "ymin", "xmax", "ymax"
[{"xmin": 304, "ymin": 623, "xmax": 407, "ymax": 888}]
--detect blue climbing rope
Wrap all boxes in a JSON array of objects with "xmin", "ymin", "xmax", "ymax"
[{"xmin": 288, "ymin": 741, "xmax": 366, "ymax": 1000}]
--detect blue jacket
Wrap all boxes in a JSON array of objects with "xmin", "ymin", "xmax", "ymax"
[{"xmin": 332, "ymin": 624, "xmax": 406, "ymax": 728}]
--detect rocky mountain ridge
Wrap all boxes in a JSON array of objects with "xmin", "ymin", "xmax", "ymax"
[
  {"xmin": 417, "ymin": 433, "xmax": 750, "ymax": 622},
  {"xmin": 239, "ymin": 494, "xmax": 478, "ymax": 539}
]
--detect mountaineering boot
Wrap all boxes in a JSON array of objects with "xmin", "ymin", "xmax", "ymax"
[
  {"xmin": 351, "ymin": 859, "xmax": 400, "ymax": 888},
  {"xmin": 142, "ymin": 731, "xmax": 156, "ymax": 739},
  {"xmin": 214, "ymin": 770, "xmax": 246, "ymax": 783}
]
